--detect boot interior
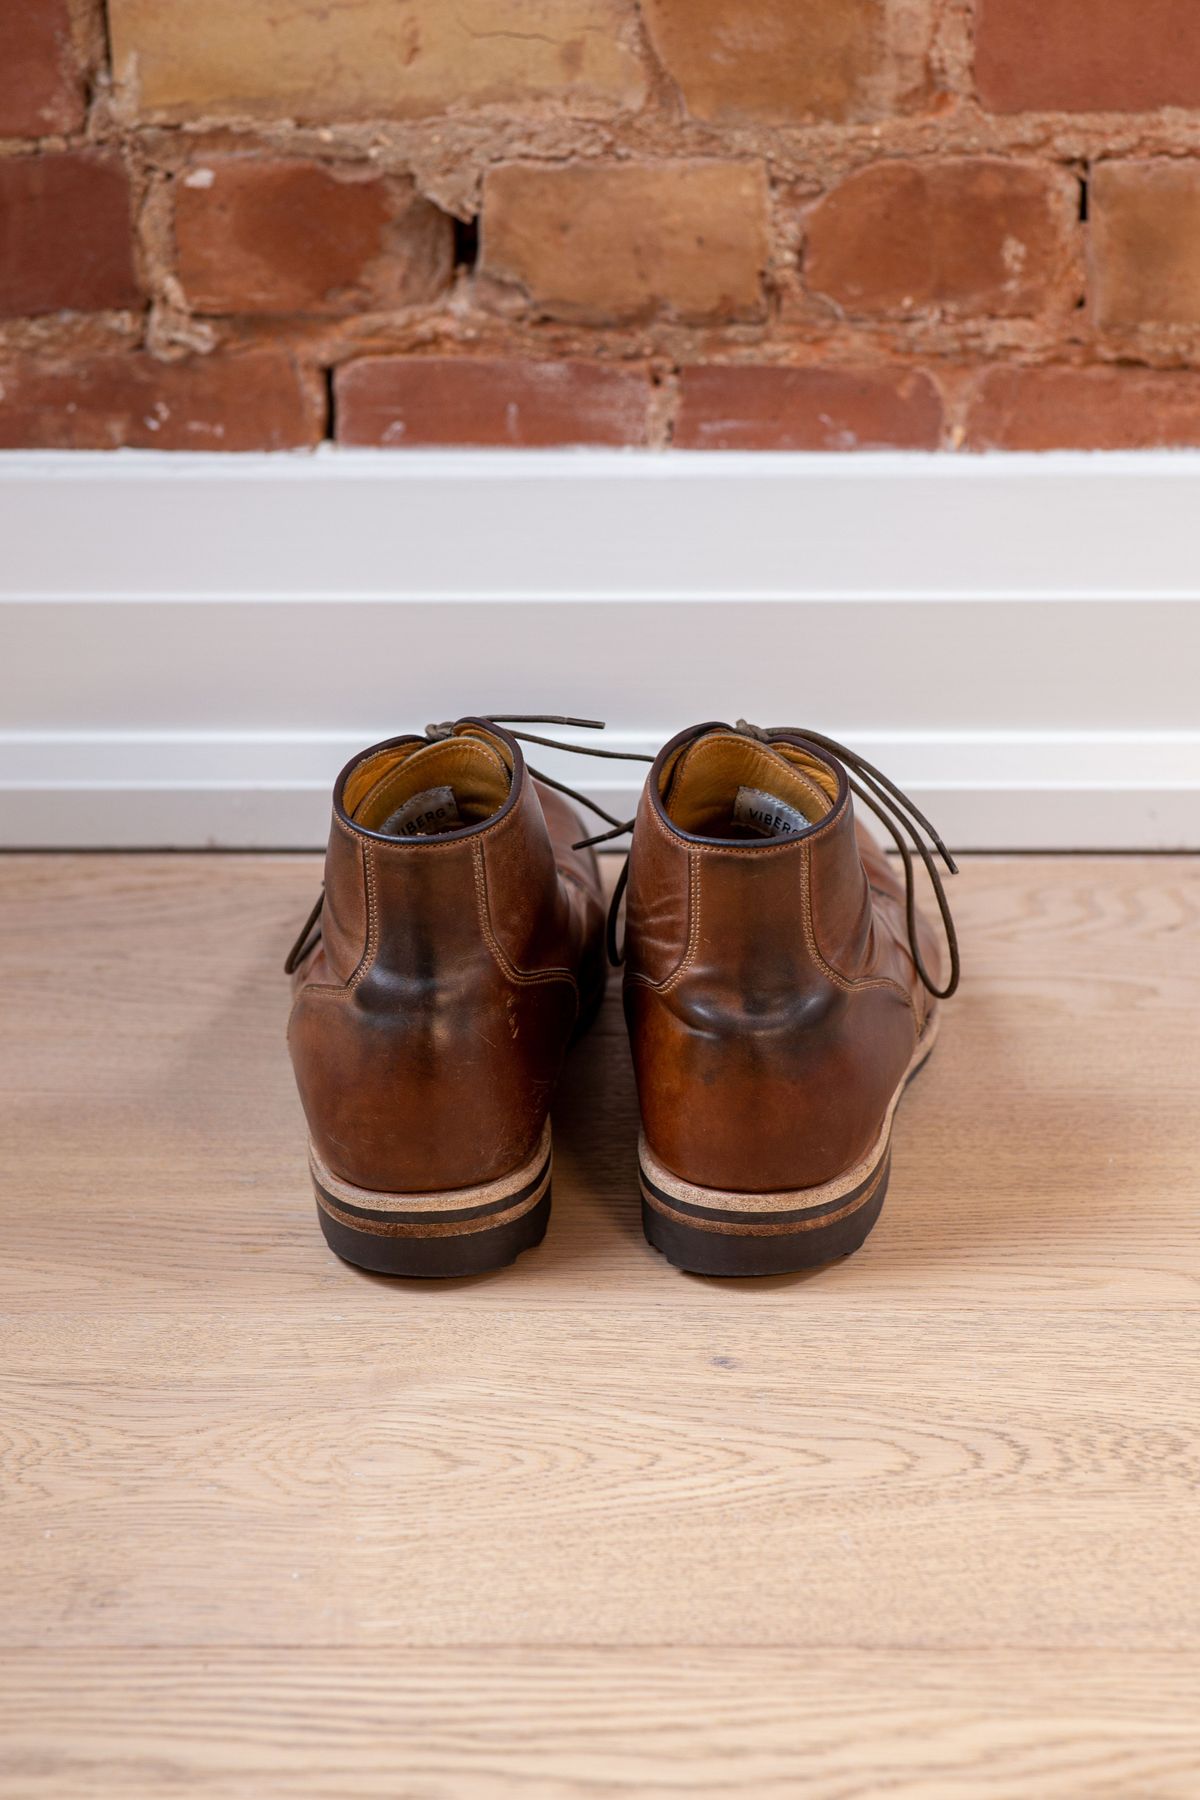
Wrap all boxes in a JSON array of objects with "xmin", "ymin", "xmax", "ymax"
[
  {"xmin": 343, "ymin": 725, "xmax": 514, "ymax": 838},
  {"xmin": 660, "ymin": 731, "xmax": 838, "ymax": 841}
]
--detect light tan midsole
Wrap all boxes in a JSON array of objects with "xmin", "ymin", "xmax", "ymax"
[
  {"xmin": 639, "ymin": 1013, "xmax": 939, "ymax": 1217},
  {"xmin": 309, "ymin": 1119, "xmax": 552, "ymax": 1217}
]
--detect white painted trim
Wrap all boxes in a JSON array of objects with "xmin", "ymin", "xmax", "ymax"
[
  {"xmin": 2, "ymin": 729, "xmax": 1198, "ymax": 850},
  {"xmin": 2, "ymin": 448, "xmax": 1198, "ymax": 849}
]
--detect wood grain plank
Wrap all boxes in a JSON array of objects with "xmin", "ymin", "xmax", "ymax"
[
  {"xmin": 2, "ymin": 1650, "xmax": 1199, "ymax": 1799},
  {"xmin": 2, "ymin": 1305, "xmax": 1197, "ymax": 1648},
  {"xmin": 2, "ymin": 854, "xmax": 1199, "ymax": 1313},
  {"xmin": 2, "ymin": 851, "xmax": 1199, "ymax": 1791}
]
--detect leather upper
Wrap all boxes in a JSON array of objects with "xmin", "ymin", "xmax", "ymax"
[
  {"xmin": 623, "ymin": 723, "xmax": 942, "ymax": 1194},
  {"xmin": 288, "ymin": 721, "xmax": 606, "ymax": 1194}
]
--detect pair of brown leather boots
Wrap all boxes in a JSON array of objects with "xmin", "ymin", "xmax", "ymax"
[{"xmin": 286, "ymin": 716, "xmax": 958, "ymax": 1279}]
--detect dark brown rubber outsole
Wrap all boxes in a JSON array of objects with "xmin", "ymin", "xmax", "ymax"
[
  {"xmin": 309, "ymin": 1128, "xmax": 553, "ymax": 1279},
  {"xmin": 315, "ymin": 1184, "xmax": 551, "ymax": 1278},
  {"xmin": 641, "ymin": 1156, "xmax": 890, "ymax": 1278}
]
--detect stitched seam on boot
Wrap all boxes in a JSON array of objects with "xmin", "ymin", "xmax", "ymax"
[
  {"xmin": 801, "ymin": 843, "xmax": 918, "ymax": 1026},
  {"xmin": 657, "ymin": 851, "xmax": 701, "ymax": 996},
  {"xmin": 347, "ymin": 840, "xmax": 380, "ymax": 991},
  {"xmin": 471, "ymin": 839, "xmax": 579, "ymax": 995}
]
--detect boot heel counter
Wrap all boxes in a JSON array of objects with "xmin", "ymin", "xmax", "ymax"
[
  {"xmin": 627, "ymin": 974, "xmax": 915, "ymax": 1194},
  {"xmin": 625, "ymin": 831, "xmax": 918, "ymax": 1194},
  {"xmin": 289, "ymin": 835, "xmax": 576, "ymax": 1194}
]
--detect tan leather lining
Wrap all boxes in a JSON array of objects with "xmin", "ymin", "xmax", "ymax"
[
  {"xmin": 660, "ymin": 732, "xmax": 835, "ymax": 837},
  {"xmin": 347, "ymin": 729, "xmax": 512, "ymax": 834}
]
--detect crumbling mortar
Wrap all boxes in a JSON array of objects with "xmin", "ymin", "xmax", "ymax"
[{"xmin": 10, "ymin": 8, "xmax": 1200, "ymax": 403}]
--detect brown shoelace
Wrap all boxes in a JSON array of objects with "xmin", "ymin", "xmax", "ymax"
[
  {"xmin": 731, "ymin": 721, "xmax": 960, "ymax": 1000},
  {"xmin": 589, "ymin": 722, "xmax": 960, "ymax": 994},
  {"xmin": 284, "ymin": 715, "xmax": 651, "ymax": 974},
  {"xmin": 286, "ymin": 716, "xmax": 959, "ymax": 1000}
]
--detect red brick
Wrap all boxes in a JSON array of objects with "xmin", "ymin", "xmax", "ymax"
[
  {"xmin": 965, "ymin": 366, "xmax": 1200, "ymax": 450},
  {"xmin": 640, "ymin": 0, "xmax": 914, "ymax": 125},
  {"xmin": 1090, "ymin": 161, "xmax": 1200, "ymax": 328},
  {"xmin": 176, "ymin": 159, "xmax": 453, "ymax": 317},
  {"xmin": 0, "ymin": 350, "xmax": 323, "ymax": 450},
  {"xmin": 976, "ymin": 0, "xmax": 1200, "ymax": 113},
  {"xmin": 0, "ymin": 0, "xmax": 87, "ymax": 137},
  {"xmin": 805, "ymin": 159, "xmax": 1077, "ymax": 318},
  {"xmin": 109, "ymin": 0, "xmax": 646, "ymax": 123},
  {"xmin": 481, "ymin": 161, "xmax": 768, "ymax": 324},
  {"xmin": 674, "ymin": 365, "xmax": 943, "ymax": 450},
  {"xmin": 0, "ymin": 153, "xmax": 139, "ymax": 317},
  {"xmin": 336, "ymin": 356, "xmax": 651, "ymax": 447}
]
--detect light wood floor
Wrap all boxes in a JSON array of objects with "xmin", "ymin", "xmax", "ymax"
[{"xmin": 1, "ymin": 853, "xmax": 1198, "ymax": 1797}]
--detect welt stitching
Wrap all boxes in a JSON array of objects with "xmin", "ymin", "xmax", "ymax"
[{"xmin": 471, "ymin": 840, "xmax": 579, "ymax": 995}]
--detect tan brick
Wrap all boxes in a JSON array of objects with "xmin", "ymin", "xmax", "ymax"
[
  {"xmin": 0, "ymin": 349, "xmax": 324, "ymax": 450},
  {"xmin": 805, "ymin": 159, "xmax": 1078, "ymax": 318},
  {"xmin": 966, "ymin": 365, "xmax": 1200, "ymax": 450},
  {"xmin": 175, "ymin": 159, "xmax": 452, "ymax": 317},
  {"xmin": 109, "ymin": 0, "xmax": 646, "ymax": 123},
  {"xmin": 336, "ymin": 355, "xmax": 651, "ymax": 447},
  {"xmin": 976, "ymin": 0, "xmax": 1200, "ymax": 113},
  {"xmin": 640, "ymin": 0, "xmax": 906, "ymax": 125},
  {"xmin": 0, "ymin": 0, "xmax": 87, "ymax": 137},
  {"xmin": 481, "ymin": 161, "xmax": 768, "ymax": 324},
  {"xmin": 1090, "ymin": 161, "xmax": 1200, "ymax": 329},
  {"xmin": 0, "ymin": 153, "xmax": 139, "ymax": 317},
  {"xmin": 675, "ymin": 364, "xmax": 942, "ymax": 450}
]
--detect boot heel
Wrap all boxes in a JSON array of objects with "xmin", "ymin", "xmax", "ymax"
[
  {"xmin": 638, "ymin": 1131, "xmax": 891, "ymax": 1278},
  {"xmin": 310, "ymin": 1123, "xmax": 552, "ymax": 1279}
]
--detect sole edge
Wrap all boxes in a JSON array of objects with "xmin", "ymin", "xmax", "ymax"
[
  {"xmin": 639, "ymin": 1019, "xmax": 936, "ymax": 1278},
  {"xmin": 309, "ymin": 1126, "xmax": 552, "ymax": 1279}
]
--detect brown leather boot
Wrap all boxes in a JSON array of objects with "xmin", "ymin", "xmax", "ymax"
[
  {"xmin": 621, "ymin": 721, "xmax": 959, "ymax": 1277},
  {"xmin": 285, "ymin": 717, "xmax": 607, "ymax": 1277}
]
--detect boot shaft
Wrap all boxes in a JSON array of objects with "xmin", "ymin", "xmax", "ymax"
[
  {"xmin": 624, "ymin": 725, "xmax": 924, "ymax": 1193},
  {"xmin": 289, "ymin": 721, "xmax": 604, "ymax": 1195}
]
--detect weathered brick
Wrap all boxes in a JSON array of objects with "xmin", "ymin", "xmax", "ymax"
[
  {"xmin": 1090, "ymin": 161, "xmax": 1200, "ymax": 329},
  {"xmin": 966, "ymin": 366, "xmax": 1200, "ymax": 450},
  {"xmin": 976, "ymin": 0, "xmax": 1200, "ymax": 113},
  {"xmin": 674, "ymin": 364, "xmax": 942, "ymax": 450},
  {"xmin": 0, "ymin": 153, "xmax": 139, "ymax": 316},
  {"xmin": 640, "ymin": 0, "xmax": 919, "ymax": 125},
  {"xmin": 805, "ymin": 159, "xmax": 1078, "ymax": 318},
  {"xmin": 109, "ymin": 0, "xmax": 646, "ymax": 123},
  {"xmin": 175, "ymin": 159, "xmax": 453, "ymax": 317},
  {"xmin": 0, "ymin": 350, "xmax": 323, "ymax": 450},
  {"xmin": 481, "ymin": 161, "xmax": 768, "ymax": 324},
  {"xmin": 0, "ymin": 0, "xmax": 87, "ymax": 137},
  {"xmin": 336, "ymin": 355, "xmax": 651, "ymax": 447}
]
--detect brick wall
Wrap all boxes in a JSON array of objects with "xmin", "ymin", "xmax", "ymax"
[{"xmin": 3, "ymin": 0, "xmax": 1200, "ymax": 451}]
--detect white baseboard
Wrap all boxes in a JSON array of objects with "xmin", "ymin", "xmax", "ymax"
[
  {"xmin": 2, "ymin": 448, "xmax": 1198, "ymax": 850},
  {"xmin": 3, "ymin": 729, "xmax": 1197, "ymax": 851}
]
